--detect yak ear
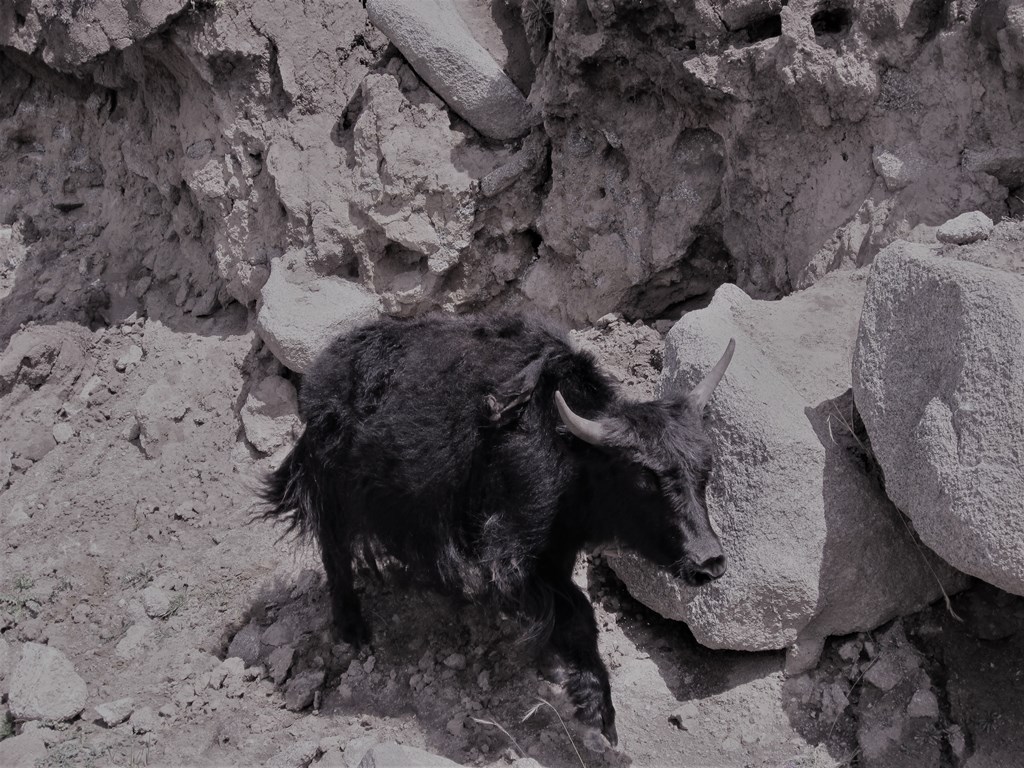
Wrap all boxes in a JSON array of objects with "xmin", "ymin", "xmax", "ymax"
[{"xmin": 485, "ymin": 356, "xmax": 548, "ymax": 425}]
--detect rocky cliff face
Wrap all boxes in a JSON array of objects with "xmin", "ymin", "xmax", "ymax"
[{"xmin": 2, "ymin": 0, "xmax": 1022, "ymax": 346}]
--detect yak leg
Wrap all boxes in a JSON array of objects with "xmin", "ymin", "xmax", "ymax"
[
  {"xmin": 544, "ymin": 574, "xmax": 617, "ymax": 747},
  {"xmin": 319, "ymin": 536, "xmax": 370, "ymax": 647}
]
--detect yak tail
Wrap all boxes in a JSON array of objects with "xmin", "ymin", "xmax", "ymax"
[{"xmin": 257, "ymin": 434, "xmax": 323, "ymax": 541}]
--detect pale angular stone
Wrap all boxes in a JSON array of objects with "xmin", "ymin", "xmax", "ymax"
[
  {"xmin": 51, "ymin": 422, "xmax": 74, "ymax": 444},
  {"xmin": 365, "ymin": 0, "xmax": 535, "ymax": 140},
  {"xmin": 240, "ymin": 375, "xmax": 301, "ymax": 454},
  {"xmin": 284, "ymin": 669, "xmax": 324, "ymax": 711},
  {"xmin": 256, "ymin": 256, "xmax": 381, "ymax": 374},
  {"xmin": 94, "ymin": 697, "xmax": 134, "ymax": 727},
  {"xmin": 142, "ymin": 586, "xmax": 171, "ymax": 618},
  {"xmin": 936, "ymin": 211, "xmax": 993, "ymax": 245},
  {"xmin": 854, "ymin": 243, "xmax": 1024, "ymax": 595},
  {"xmin": 0, "ymin": 731, "xmax": 47, "ymax": 767},
  {"xmin": 115, "ymin": 344, "xmax": 143, "ymax": 372},
  {"xmin": 8, "ymin": 643, "xmax": 87, "ymax": 723},
  {"xmin": 129, "ymin": 705, "xmax": 157, "ymax": 734}
]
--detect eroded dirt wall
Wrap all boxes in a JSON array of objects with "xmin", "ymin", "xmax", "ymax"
[{"xmin": 1, "ymin": 0, "xmax": 1023, "ymax": 329}]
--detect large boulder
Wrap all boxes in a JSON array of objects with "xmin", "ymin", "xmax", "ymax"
[
  {"xmin": 607, "ymin": 270, "xmax": 965, "ymax": 651},
  {"xmin": 256, "ymin": 254, "xmax": 382, "ymax": 374},
  {"xmin": 853, "ymin": 242, "xmax": 1024, "ymax": 596},
  {"xmin": 365, "ymin": 0, "xmax": 535, "ymax": 140}
]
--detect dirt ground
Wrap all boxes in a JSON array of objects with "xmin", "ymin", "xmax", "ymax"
[{"xmin": 1, "ymin": 294, "xmax": 1022, "ymax": 768}]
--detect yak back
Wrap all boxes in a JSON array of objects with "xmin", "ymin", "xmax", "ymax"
[{"xmin": 297, "ymin": 311, "xmax": 617, "ymax": 595}]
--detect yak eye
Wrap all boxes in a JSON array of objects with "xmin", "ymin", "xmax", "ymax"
[{"xmin": 634, "ymin": 468, "xmax": 660, "ymax": 493}]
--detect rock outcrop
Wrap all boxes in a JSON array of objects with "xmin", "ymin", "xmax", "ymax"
[
  {"xmin": 8, "ymin": 642, "xmax": 88, "ymax": 723},
  {"xmin": 853, "ymin": 241, "xmax": 1024, "ymax": 596},
  {"xmin": 3, "ymin": 0, "xmax": 1023, "ymax": 346},
  {"xmin": 608, "ymin": 270, "xmax": 966, "ymax": 651}
]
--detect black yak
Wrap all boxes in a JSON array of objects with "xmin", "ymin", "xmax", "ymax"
[{"xmin": 261, "ymin": 311, "xmax": 734, "ymax": 746}]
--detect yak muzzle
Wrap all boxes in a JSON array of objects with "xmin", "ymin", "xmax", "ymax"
[{"xmin": 685, "ymin": 553, "xmax": 727, "ymax": 586}]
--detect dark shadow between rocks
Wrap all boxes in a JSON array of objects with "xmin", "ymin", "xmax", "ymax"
[{"xmin": 586, "ymin": 557, "xmax": 788, "ymax": 710}]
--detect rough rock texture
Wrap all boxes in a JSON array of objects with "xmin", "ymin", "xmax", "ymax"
[
  {"xmin": 8, "ymin": 642, "xmax": 88, "ymax": 723},
  {"xmin": 0, "ymin": 730, "xmax": 48, "ymax": 768},
  {"xmin": 854, "ymin": 242, "xmax": 1024, "ymax": 596},
  {"xmin": 255, "ymin": 256, "xmax": 382, "ymax": 374},
  {"xmin": 365, "ymin": 0, "xmax": 535, "ymax": 139},
  {"xmin": 523, "ymin": 0, "xmax": 1024, "ymax": 322},
  {"xmin": 357, "ymin": 742, "xmax": 462, "ymax": 768},
  {"xmin": 240, "ymin": 374, "xmax": 301, "ymax": 454},
  {"xmin": 94, "ymin": 697, "xmax": 135, "ymax": 727},
  {"xmin": 608, "ymin": 270, "xmax": 966, "ymax": 651},
  {"xmin": 855, "ymin": 622, "xmax": 940, "ymax": 768},
  {"xmin": 937, "ymin": 210, "xmax": 994, "ymax": 244},
  {"xmin": 1, "ymin": 0, "xmax": 1022, "ymax": 347}
]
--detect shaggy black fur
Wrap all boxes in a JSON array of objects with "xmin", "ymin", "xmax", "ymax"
[{"xmin": 260, "ymin": 311, "xmax": 727, "ymax": 746}]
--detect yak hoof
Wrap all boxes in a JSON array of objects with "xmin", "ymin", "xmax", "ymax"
[
  {"xmin": 336, "ymin": 615, "xmax": 371, "ymax": 648},
  {"xmin": 565, "ymin": 669, "xmax": 616, "ymax": 748},
  {"xmin": 601, "ymin": 715, "xmax": 618, "ymax": 748}
]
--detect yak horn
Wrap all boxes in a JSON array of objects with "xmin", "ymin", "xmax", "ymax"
[
  {"xmin": 555, "ymin": 391, "xmax": 608, "ymax": 446},
  {"xmin": 687, "ymin": 338, "xmax": 736, "ymax": 412}
]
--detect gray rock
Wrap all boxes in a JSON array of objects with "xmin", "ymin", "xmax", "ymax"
[
  {"xmin": 115, "ymin": 344, "xmax": 143, "ymax": 372},
  {"xmin": 227, "ymin": 622, "xmax": 263, "ymax": 667},
  {"xmin": 907, "ymin": 688, "xmax": 940, "ymax": 719},
  {"xmin": 442, "ymin": 652, "xmax": 466, "ymax": 670},
  {"xmin": 863, "ymin": 622, "xmax": 921, "ymax": 693},
  {"xmin": 608, "ymin": 270, "xmax": 966, "ymax": 651},
  {"xmin": 0, "ymin": 447, "xmax": 11, "ymax": 487},
  {"xmin": 142, "ymin": 586, "xmax": 171, "ymax": 618},
  {"xmin": 129, "ymin": 705, "xmax": 157, "ymax": 734},
  {"xmin": 268, "ymin": 644, "xmax": 294, "ymax": 685},
  {"xmin": 856, "ymin": 623, "xmax": 937, "ymax": 768},
  {"xmin": 365, "ymin": 0, "xmax": 535, "ymax": 140},
  {"xmin": 315, "ymin": 746, "xmax": 346, "ymax": 767},
  {"xmin": 997, "ymin": 1, "xmax": 1024, "ymax": 76},
  {"xmin": 284, "ymin": 669, "xmax": 325, "ymax": 711},
  {"xmin": 240, "ymin": 375, "xmax": 301, "ymax": 454},
  {"xmin": 115, "ymin": 620, "xmax": 153, "ymax": 660},
  {"xmin": 51, "ymin": 423, "xmax": 74, "ymax": 444},
  {"xmin": 78, "ymin": 375, "xmax": 111, "ymax": 406},
  {"xmin": 936, "ymin": 210, "xmax": 993, "ymax": 244},
  {"xmin": 0, "ymin": 636, "xmax": 10, "ymax": 691},
  {"xmin": 357, "ymin": 742, "xmax": 462, "ymax": 768},
  {"xmin": 261, "ymin": 616, "xmax": 298, "ymax": 647},
  {"xmin": 8, "ymin": 642, "xmax": 88, "ymax": 723},
  {"xmin": 256, "ymin": 256, "xmax": 381, "ymax": 374},
  {"xmin": 94, "ymin": 697, "xmax": 134, "ymax": 727},
  {"xmin": 135, "ymin": 382, "xmax": 188, "ymax": 459},
  {"xmin": 872, "ymin": 147, "xmax": 921, "ymax": 191},
  {"xmin": 15, "ymin": 429, "xmax": 55, "ymax": 462},
  {"xmin": 217, "ymin": 656, "xmax": 246, "ymax": 688},
  {"xmin": 268, "ymin": 739, "xmax": 320, "ymax": 768},
  {"xmin": 718, "ymin": 0, "xmax": 783, "ymax": 30},
  {"xmin": 853, "ymin": 243, "xmax": 1024, "ymax": 595},
  {"xmin": 0, "ymin": 731, "xmax": 47, "ymax": 767},
  {"xmin": 480, "ymin": 133, "xmax": 546, "ymax": 196}
]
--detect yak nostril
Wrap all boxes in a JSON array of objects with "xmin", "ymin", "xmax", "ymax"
[{"xmin": 696, "ymin": 555, "xmax": 727, "ymax": 580}]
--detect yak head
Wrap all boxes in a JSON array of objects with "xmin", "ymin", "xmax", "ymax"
[{"xmin": 556, "ymin": 340, "xmax": 734, "ymax": 587}]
